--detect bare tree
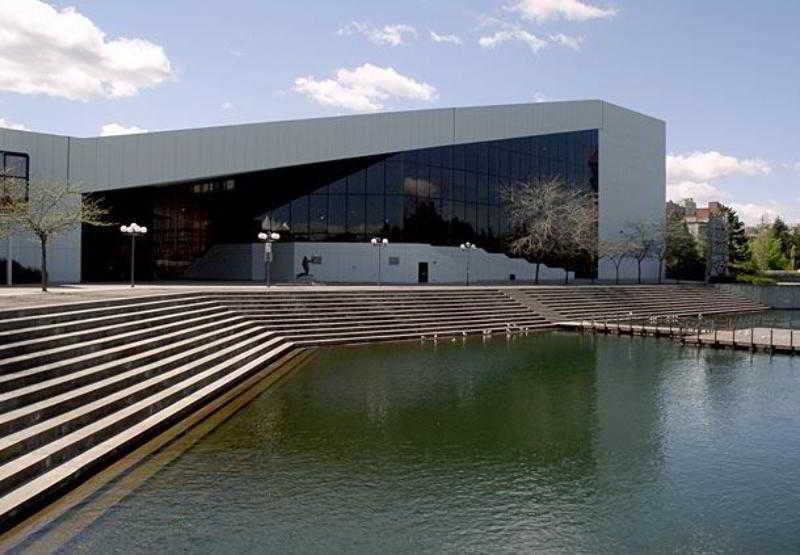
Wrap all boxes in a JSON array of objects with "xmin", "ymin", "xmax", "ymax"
[
  {"xmin": 649, "ymin": 223, "xmax": 669, "ymax": 284},
  {"xmin": 502, "ymin": 177, "xmax": 596, "ymax": 284},
  {"xmin": 598, "ymin": 239, "xmax": 629, "ymax": 284},
  {"xmin": 622, "ymin": 221, "xmax": 660, "ymax": 284},
  {"xmin": 2, "ymin": 181, "xmax": 110, "ymax": 291}
]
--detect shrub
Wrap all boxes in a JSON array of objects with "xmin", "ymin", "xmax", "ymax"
[{"xmin": 735, "ymin": 273, "xmax": 776, "ymax": 286}]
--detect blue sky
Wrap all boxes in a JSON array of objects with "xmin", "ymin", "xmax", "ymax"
[{"xmin": 1, "ymin": 0, "xmax": 798, "ymax": 224}]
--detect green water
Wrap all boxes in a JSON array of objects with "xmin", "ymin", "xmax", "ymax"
[{"xmin": 23, "ymin": 333, "xmax": 800, "ymax": 552}]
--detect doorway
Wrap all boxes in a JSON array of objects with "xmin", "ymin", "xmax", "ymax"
[{"xmin": 418, "ymin": 262, "xmax": 429, "ymax": 284}]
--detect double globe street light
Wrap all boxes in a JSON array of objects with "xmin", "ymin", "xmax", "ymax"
[
  {"xmin": 257, "ymin": 231, "xmax": 281, "ymax": 288},
  {"xmin": 370, "ymin": 237, "xmax": 389, "ymax": 286},
  {"xmin": 120, "ymin": 223, "xmax": 147, "ymax": 288},
  {"xmin": 460, "ymin": 242, "xmax": 478, "ymax": 286}
]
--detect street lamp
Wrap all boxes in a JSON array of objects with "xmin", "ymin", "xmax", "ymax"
[
  {"xmin": 460, "ymin": 242, "xmax": 478, "ymax": 286},
  {"xmin": 257, "ymin": 231, "xmax": 281, "ymax": 288},
  {"xmin": 370, "ymin": 237, "xmax": 389, "ymax": 286},
  {"xmin": 120, "ymin": 223, "xmax": 147, "ymax": 288}
]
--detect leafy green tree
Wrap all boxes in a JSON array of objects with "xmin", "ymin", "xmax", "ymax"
[
  {"xmin": 664, "ymin": 203, "xmax": 704, "ymax": 281},
  {"xmin": 750, "ymin": 228, "xmax": 789, "ymax": 271},
  {"xmin": 772, "ymin": 217, "xmax": 792, "ymax": 259},
  {"xmin": 720, "ymin": 205, "xmax": 749, "ymax": 263}
]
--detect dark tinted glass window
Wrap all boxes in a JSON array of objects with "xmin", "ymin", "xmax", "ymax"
[
  {"xmin": 385, "ymin": 195, "xmax": 403, "ymax": 231},
  {"xmin": 329, "ymin": 177, "xmax": 347, "ymax": 195},
  {"xmin": 291, "ymin": 196, "xmax": 309, "ymax": 235},
  {"xmin": 478, "ymin": 174, "xmax": 489, "ymax": 204},
  {"xmin": 4, "ymin": 154, "xmax": 28, "ymax": 178},
  {"xmin": 328, "ymin": 194, "xmax": 346, "ymax": 234},
  {"xmin": 366, "ymin": 195, "xmax": 384, "ymax": 234},
  {"xmin": 366, "ymin": 162, "xmax": 384, "ymax": 195},
  {"xmin": 347, "ymin": 195, "xmax": 365, "ymax": 235},
  {"xmin": 385, "ymin": 160, "xmax": 403, "ymax": 194},
  {"xmin": 348, "ymin": 170, "xmax": 365, "ymax": 195},
  {"xmin": 310, "ymin": 195, "xmax": 328, "ymax": 233}
]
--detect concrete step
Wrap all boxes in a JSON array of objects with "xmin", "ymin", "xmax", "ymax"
[
  {"xmin": 255, "ymin": 312, "xmax": 548, "ymax": 333},
  {"xmin": 0, "ymin": 322, "xmax": 263, "ymax": 415},
  {"xmin": 0, "ymin": 327, "xmax": 275, "ymax": 462},
  {"xmin": 0, "ymin": 292, "xmax": 200, "ymax": 321},
  {"xmin": 0, "ymin": 299, "xmax": 222, "ymax": 343},
  {"xmin": 0, "ymin": 311, "xmax": 240, "ymax": 374},
  {"xmin": 242, "ymin": 305, "xmax": 531, "ymax": 324},
  {"xmin": 0, "ymin": 340, "xmax": 298, "ymax": 527},
  {"xmin": 292, "ymin": 321, "xmax": 552, "ymax": 346},
  {"xmin": 0, "ymin": 305, "xmax": 230, "ymax": 358},
  {"xmin": 0, "ymin": 295, "xmax": 211, "ymax": 333},
  {"xmin": 285, "ymin": 317, "xmax": 551, "ymax": 342},
  {"xmin": 0, "ymin": 317, "xmax": 248, "ymax": 393},
  {"xmin": 0, "ymin": 330, "xmax": 283, "ymax": 473},
  {"xmin": 217, "ymin": 297, "xmax": 516, "ymax": 310}
]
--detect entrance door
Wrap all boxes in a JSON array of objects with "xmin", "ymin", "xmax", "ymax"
[{"xmin": 418, "ymin": 262, "xmax": 429, "ymax": 284}]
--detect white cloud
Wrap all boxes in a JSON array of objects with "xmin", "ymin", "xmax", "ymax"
[
  {"xmin": 667, "ymin": 150, "xmax": 771, "ymax": 183},
  {"xmin": 221, "ymin": 101, "xmax": 234, "ymax": 111},
  {"xmin": 0, "ymin": 117, "xmax": 30, "ymax": 131},
  {"xmin": 430, "ymin": 31, "xmax": 463, "ymax": 45},
  {"xmin": 548, "ymin": 33, "xmax": 584, "ymax": 50},
  {"xmin": 666, "ymin": 150, "xmax": 788, "ymax": 225},
  {"xmin": 479, "ymin": 29, "xmax": 548, "ymax": 52},
  {"xmin": 532, "ymin": 91, "xmax": 549, "ymax": 102},
  {"xmin": 506, "ymin": 0, "xmax": 617, "ymax": 22},
  {"xmin": 0, "ymin": 0, "xmax": 173, "ymax": 101},
  {"xmin": 100, "ymin": 123, "xmax": 148, "ymax": 137},
  {"xmin": 666, "ymin": 180, "xmax": 728, "ymax": 205},
  {"xmin": 729, "ymin": 202, "xmax": 783, "ymax": 226},
  {"xmin": 337, "ymin": 21, "xmax": 417, "ymax": 46},
  {"xmin": 294, "ymin": 63, "xmax": 437, "ymax": 112}
]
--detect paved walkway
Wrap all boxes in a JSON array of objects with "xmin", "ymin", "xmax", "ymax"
[{"xmin": 0, "ymin": 280, "xmax": 707, "ymax": 310}]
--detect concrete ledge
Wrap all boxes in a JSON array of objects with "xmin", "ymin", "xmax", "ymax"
[{"xmin": 715, "ymin": 283, "xmax": 800, "ymax": 309}]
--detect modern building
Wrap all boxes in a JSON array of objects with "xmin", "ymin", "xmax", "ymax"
[{"xmin": 0, "ymin": 100, "xmax": 665, "ymax": 284}]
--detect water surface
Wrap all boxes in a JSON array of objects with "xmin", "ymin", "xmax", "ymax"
[{"xmin": 23, "ymin": 333, "xmax": 800, "ymax": 552}]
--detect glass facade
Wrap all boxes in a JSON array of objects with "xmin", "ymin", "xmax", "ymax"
[
  {"xmin": 0, "ymin": 151, "xmax": 29, "ymax": 205},
  {"xmin": 83, "ymin": 130, "xmax": 598, "ymax": 281}
]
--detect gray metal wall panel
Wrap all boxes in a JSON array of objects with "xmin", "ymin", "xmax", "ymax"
[
  {"xmin": 597, "ymin": 102, "xmax": 666, "ymax": 281},
  {"xmin": 453, "ymin": 101, "xmax": 604, "ymax": 144},
  {"xmin": 0, "ymin": 128, "xmax": 80, "ymax": 282}
]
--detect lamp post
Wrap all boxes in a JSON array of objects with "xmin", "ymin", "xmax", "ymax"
[
  {"xmin": 460, "ymin": 242, "xmax": 478, "ymax": 286},
  {"xmin": 257, "ymin": 231, "xmax": 281, "ymax": 289},
  {"xmin": 370, "ymin": 237, "xmax": 389, "ymax": 286},
  {"xmin": 120, "ymin": 223, "xmax": 147, "ymax": 288}
]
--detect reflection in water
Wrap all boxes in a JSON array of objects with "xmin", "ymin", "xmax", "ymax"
[{"xmin": 19, "ymin": 334, "xmax": 800, "ymax": 552}]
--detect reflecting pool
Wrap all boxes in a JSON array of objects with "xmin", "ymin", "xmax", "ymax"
[{"xmin": 17, "ymin": 333, "xmax": 800, "ymax": 552}]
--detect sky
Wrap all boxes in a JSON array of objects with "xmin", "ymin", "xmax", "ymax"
[{"xmin": 0, "ymin": 0, "xmax": 798, "ymax": 225}]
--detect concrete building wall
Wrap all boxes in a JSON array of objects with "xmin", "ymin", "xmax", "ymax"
[
  {"xmin": 186, "ymin": 242, "xmax": 571, "ymax": 284},
  {"xmin": 2, "ymin": 100, "xmax": 665, "ymax": 284},
  {"xmin": 66, "ymin": 101, "xmax": 608, "ymax": 193},
  {"xmin": 0, "ymin": 128, "xmax": 80, "ymax": 283},
  {"xmin": 597, "ymin": 103, "xmax": 666, "ymax": 281}
]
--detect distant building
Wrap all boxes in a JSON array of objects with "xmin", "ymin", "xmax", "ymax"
[
  {"xmin": 669, "ymin": 198, "xmax": 729, "ymax": 277},
  {"xmin": 673, "ymin": 199, "xmax": 725, "ymax": 241}
]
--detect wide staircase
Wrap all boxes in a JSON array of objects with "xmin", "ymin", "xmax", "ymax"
[
  {"xmin": 516, "ymin": 284, "xmax": 767, "ymax": 322},
  {"xmin": 0, "ymin": 288, "xmax": 549, "ymax": 528}
]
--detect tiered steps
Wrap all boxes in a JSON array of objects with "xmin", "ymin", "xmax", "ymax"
[
  {"xmin": 516, "ymin": 285, "xmax": 767, "ymax": 322},
  {"xmin": 0, "ymin": 287, "xmax": 547, "ymax": 528},
  {"xmin": 0, "ymin": 293, "xmax": 297, "ymax": 528},
  {"xmin": 212, "ymin": 289, "xmax": 551, "ymax": 345},
  {"xmin": 0, "ymin": 284, "xmax": 764, "ymax": 528}
]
